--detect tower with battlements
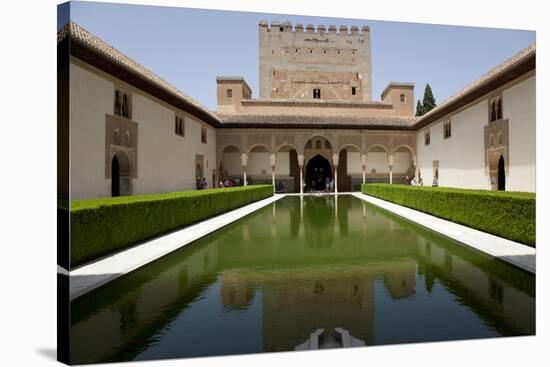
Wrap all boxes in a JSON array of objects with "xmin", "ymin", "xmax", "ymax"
[{"xmin": 258, "ymin": 21, "xmax": 372, "ymax": 101}]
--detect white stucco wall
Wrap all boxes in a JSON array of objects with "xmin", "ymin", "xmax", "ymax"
[
  {"xmin": 70, "ymin": 62, "xmax": 113, "ymax": 199},
  {"xmin": 366, "ymin": 152, "xmax": 389, "ymax": 173},
  {"xmin": 416, "ymin": 100, "xmax": 488, "ymax": 189},
  {"xmin": 221, "ymin": 152, "xmax": 242, "ymax": 176},
  {"xmin": 275, "ymin": 152, "xmax": 290, "ymax": 175},
  {"xmin": 347, "ymin": 152, "xmax": 362, "ymax": 174},
  {"xmin": 504, "ymin": 76, "xmax": 536, "ymax": 192},
  {"xmin": 416, "ymin": 76, "xmax": 535, "ymax": 192},
  {"xmin": 70, "ymin": 60, "xmax": 216, "ymax": 199},
  {"xmin": 247, "ymin": 152, "xmax": 270, "ymax": 175},
  {"xmin": 132, "ymin": 94, "xmax": 216, "ymax": 194}
]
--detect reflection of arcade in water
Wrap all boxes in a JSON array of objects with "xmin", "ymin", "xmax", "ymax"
[{"xmin": 70, "ymin": 196, "xmax": 535, "ymax": 364}]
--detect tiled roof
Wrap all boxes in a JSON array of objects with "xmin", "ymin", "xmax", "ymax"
[
  {"xmin": 241, "ymin": 98, "xmax": 392, "ymax": 108},
  {"xmin": 58, "ymin": 22, "xmax": 221, "ymax": 126},
  {"xmin": 217, "ymin": 113, "xmax": 417, "ymax": 130},
  {"xmin": 415, "ymin": 43, "xmax": 536, "ymax": 127}
]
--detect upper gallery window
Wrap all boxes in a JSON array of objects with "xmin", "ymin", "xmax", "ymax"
[
  {"xmin": 313, "ymin": 88, "xmax": 321, "ymax": 99},
  {"xmin": 226, "ymin": 89, "xmax": 233, "ymax": 100},
  {"xmin": 400, "ymin": 94, "xmax": 406, "ymax": 103},
  {"xmin": 115, "ymin": 89, "xmax": 131, "ymax": 119},
  {"xmin": 490, "ymin": 96, "xmax": 503, "ymax": 122},
  {"xmin": 424, "ymin": 130, "xmax": 431, "ymax": 146},
  {"xmin": 351, "ymin": 87, "xmax": 357, "ymax": 96}
]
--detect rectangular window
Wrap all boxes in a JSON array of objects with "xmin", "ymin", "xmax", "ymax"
[
  {"xmin": 400, "ymin": 94, "xmax": 406, "ymax": 103},
  {"xmin": 175, "ymin": 116, "xmax": 185, "ymax": 137},
  {"xmin": 351, "ymin": 87, "xmax": 356, "ymax": 95},
  {"xmin": 424, "ymin": 130, "xmax": 431, "ymax": 146},
  {"xmin": 201, "ymin": 126, "xmax": 207, "ymax": 144},
  {"xmin": 443, "ymin": 121, "xmax": 452, "ymax": 139},
  {"xmin": 313, "ymin": 88, "xmax": 321, "ymax": 99}
]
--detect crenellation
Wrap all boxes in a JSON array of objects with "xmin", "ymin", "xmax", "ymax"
[
  {"xmin": 259, "ymin": 21, "xmax": 370, "ymax": 36},
  {"xmin": 317, "ymin": 24, "xmax": 326, "ymax": 35}
]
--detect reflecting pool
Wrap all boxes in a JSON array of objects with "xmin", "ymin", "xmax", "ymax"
[{"xmin": 70, "ymin": 195, "xmax": 535, "ymax": 364}]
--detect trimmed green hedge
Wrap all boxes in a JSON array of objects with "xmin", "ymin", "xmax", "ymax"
[
  {"xmin": 70, "ymin": 185, "xmax": 273, "ymax": 267},
  {"xmin": 361, "ymin": 184, "xmax": 536, "ymax": 247}
]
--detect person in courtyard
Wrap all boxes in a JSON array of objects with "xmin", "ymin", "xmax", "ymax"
[
  {"xmin": 432, "ymin": 177, "xmax": 439, "ymax": 187},
  {"xmin": 405, "ymin": 176, "xmax": 410, "ymax": 185},
  {"xmin": 218, "ymin": 180, "xmax": 224, "ymax": 188},
  {"xmin": 419, "ymin": 178, "xmax": 424, "ymax": 186},
  {"xmin": 325, "ymin": 176, "xmax": 331, "ymax": 192},
  {"xmin": 410, "ymin": 177, "xmax": 417, "ymax": 186},
  {"xmin": 202, "ymin": 177, "xmax": 208, "ymax": 189}
]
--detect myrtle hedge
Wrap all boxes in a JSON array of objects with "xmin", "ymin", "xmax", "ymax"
[
  {"xmin": 361, "ymin": 184, "xmax": 535, "ymax": 247},
  {"xmin": 69, "ymin": 185, "xmax": 273, "ymax": 267}
]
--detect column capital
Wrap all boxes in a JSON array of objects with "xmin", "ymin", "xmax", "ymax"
[
  {"xmin": 332, "ymin": 153, "xmax": 339, "ymax": 166},
  {"xmin": 298, "ymin": 154, "xmax": 305, "ymax": 167},
  {"xmin": 240, "ymin": 153, "xmax": 248, "ymax": 167}
]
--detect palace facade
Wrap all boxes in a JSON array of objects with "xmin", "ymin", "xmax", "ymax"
[{"xmin": 57, "ymin": 21, "xmax": 536, "ymax": 200}]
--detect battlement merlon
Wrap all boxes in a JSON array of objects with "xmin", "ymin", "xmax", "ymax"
[{"xmin": 259, "ymin": 20, "xmax": 370, "ymax": 36}]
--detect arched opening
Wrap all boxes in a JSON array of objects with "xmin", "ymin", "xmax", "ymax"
[
  {"xmin": 498, "ymin": 155, "xmax": 505, "ymax": 191},
  {"xmin": 305, "ymin": 154, "xmax": 332, "ymax": 191},
  {"xmin": 111, "ymin": 156, "xmax": 120, "ymax": 197},
  {"xmin": 111, "ymin": 151, "xmax": 131, "ymax": 197}
]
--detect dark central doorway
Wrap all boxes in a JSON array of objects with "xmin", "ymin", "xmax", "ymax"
[
  {"xmin": 305, "ymin": 155, "xmax": 332, "ymax": 191},
  {"xmin": 497, "ymin": 155, "xmax": 505, "ymax": 191}
]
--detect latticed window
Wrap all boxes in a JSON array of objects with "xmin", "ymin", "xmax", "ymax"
[
  {"xmin": 121, "ymin": 93, "xmax": 130, "ymax": 118},
  {"xmin": 313, "ymin": 88, "xmax": 321, "ymax": 99},
  {"xmin": 490, "ymin": 97, "xmax": 502, "ymax": 122},
  {"xmin": 424, "ymin": 130, "xmax": 431, "ymax": 146},
  {"xmin": 114, "ymin": 90, "xmax": 122, "ymax": 116}
]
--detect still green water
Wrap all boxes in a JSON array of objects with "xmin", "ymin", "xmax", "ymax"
[{"xmin": 70, "ymin": 195, "xmax": 535, "ymax": 364}]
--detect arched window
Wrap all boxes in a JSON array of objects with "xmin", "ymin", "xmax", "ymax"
[
  {"xmin": 226, "ymin": 89, "xmax": 232, "ymax": 99},
  {"xmin": 113, "ymin": 129, "xmax": 120, "ymax": 145},
  {"xmin": 114, "ymin": 90, "xmax": 121, "ymax": 116},
  {"xmin": 122, "ymin": 94, "xmax": 130, "ymax": 118},
  {"xmin": 497, "ymin": 99, "xmax": 503, "ymax": 120},
  {"xmin": 315, "ymin": 139, "xmax": 322, "ymax": 149}
]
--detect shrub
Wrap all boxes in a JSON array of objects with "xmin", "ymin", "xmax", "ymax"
[
  {"xmin": 361, "ymin": 184, "xmax": 535, "ymax": 247},
  {"xmin": 69, "ymin": 185, "xmax": 273, "ymax": 267}
]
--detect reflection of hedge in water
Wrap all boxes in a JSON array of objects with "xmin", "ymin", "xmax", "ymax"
[
  {"xmin": 362, "ymin": 184, "xmax": 535, "ymax": 247},
  {"xmin": 363, "ymin": 197, "xmax": 535, "ymax": 297},
  {"xmin": 69, "ymin": 185, "xmax": 273, "ymax": 266}
]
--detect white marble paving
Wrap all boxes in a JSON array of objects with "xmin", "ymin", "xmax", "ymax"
[
  {"xmin": 352, "ymin": 192, "xmax": 536, "ymax": 274},
  {"xmin": 69, "ymin": 194, "xmax": 285, "ymax": 300}
]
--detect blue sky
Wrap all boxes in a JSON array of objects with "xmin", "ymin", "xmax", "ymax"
[{"xmin": 60, "ymin": 1, "xmax": 535, "ymax": 111}]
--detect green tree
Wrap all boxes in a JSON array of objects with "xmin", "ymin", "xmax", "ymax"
[
  {"xmin": 415, "ymin": 100, "xmax": 425, "ymax": 117},
  {"xmin": 422, "ymin": 83, "xmax": 436, "ymax": 113}
]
